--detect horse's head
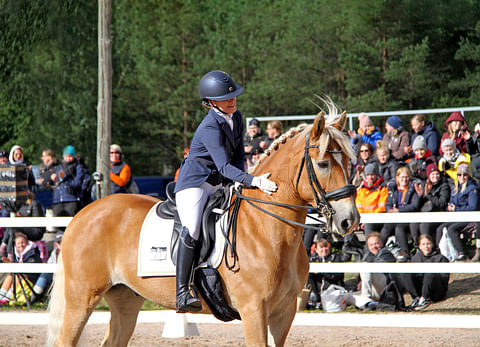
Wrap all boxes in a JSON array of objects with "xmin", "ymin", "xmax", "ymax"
[{"xmin": 296, "ymin": 104, "xmax": 360, "ymax": 236}]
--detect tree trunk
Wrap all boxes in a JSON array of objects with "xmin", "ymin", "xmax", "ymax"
[{"xmin": 96, "ymin": 0, "xmax": 112, "ymax": 198}]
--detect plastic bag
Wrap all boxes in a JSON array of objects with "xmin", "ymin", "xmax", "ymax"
[
  {"xmin": 439, "ymin": 227, "xmax": 458, "ymax": 262},
  {"xmin": 320, "ymin": 284, "xmax": 347, "ymax": 312}
]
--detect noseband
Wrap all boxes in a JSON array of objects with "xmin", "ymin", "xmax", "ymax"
[{"xmin": 295, "ymin": 133, "xmax": 356, "ymax": 226}]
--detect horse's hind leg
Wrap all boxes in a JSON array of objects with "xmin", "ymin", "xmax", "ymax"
[
  {"xmin": 101, "ymin": 284, "xmax": 145, "ymax": 347},
  {"xmin": 267, "ymin": 300, "xmax": 297, "ymax": 347}
]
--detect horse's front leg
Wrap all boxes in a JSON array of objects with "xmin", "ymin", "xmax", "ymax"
[
  {"xmin": 239, "ymin": 302, "xmax": 269, "ymax": 347},
  {"xmin": 267, "ymin": 298, "xmax": 297, "ymax": 347}
]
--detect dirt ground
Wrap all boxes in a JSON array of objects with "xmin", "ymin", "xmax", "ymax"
[{"xmin": 1, "ymin": 273, "xmax": 479, "ymax": 346}]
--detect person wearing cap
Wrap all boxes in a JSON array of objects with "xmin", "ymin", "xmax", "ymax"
[
  {"xmin": 407, "ymin": 135, "xmax": 437, "ymax": 183},
  {"xmin": 173, "ymin": 70, "xmax": 277, "ymax": 313},
  {"xmin": 244, "ymin": 118, "xmax": 265, "ymax": 162},
  {"xmin": 410, "ymin": 163, "xmax": 450, "ymax": 249},
  {"xmin": 406, "ymin": 114, "xmax": 441, "ymax": 157},
  {"xmin": 383, "ymin": 115, "xmax": 410, "ymax": 161},
  {"xmin": 435, "ymin": 163, "xmax": 479, "ymax": 261},
  {"xmin": 51, "ymin": 145, "xmax": 87, "ymax": 218},
  {"xmin": 0, "ymin": 149, "xmax": 8, "ymax": 165},
  {"xmin": 355, "ymin": 163, "xmax": 388, "ymax": 235},
  {"xmin": 439, "ymin": 111, "xmax": 473, "ymax": 156},
  {"xmin": 109, "ymin": 144, "xmax": 133, "ymax": 194},
  {"xmin": 348, "ymin": 113, "xmax": 383, "ymax": 153},
  {"xmin": 438, "ymin": 138, "xmax": 471, "ymax": 187},
  {"xmin": 380, "ymin": 166, "xmax": 420, "ymax": 258}
]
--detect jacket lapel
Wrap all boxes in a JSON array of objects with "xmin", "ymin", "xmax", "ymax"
[{"xmin": 211, "ymin": 110, "xmax": 235, "ymax": 147}]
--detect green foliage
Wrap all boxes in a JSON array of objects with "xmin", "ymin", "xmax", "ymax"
[{"xmin": 1, "ymin": 0, "xmax": 480, "ymax": 174}]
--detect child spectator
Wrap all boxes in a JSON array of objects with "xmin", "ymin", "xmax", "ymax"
[
  {"xmin": 438, "ymin": 139, "xmax": 470, "ymax": 187},
  {"xmin": 407, "ymin": 135, "xmax": 436, "ymax": 184},
  {"xmin": 383, "ymin": 115, "xmax": 410, "ymax": 161},
  {"xmin": 401, "ymin": 234, "xmax": 449, "ymax": 311}
]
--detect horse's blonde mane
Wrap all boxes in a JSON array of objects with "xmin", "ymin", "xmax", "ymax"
[{"xmin": 248, "ymin": 97, "xmax": 354, "ymax": 173}]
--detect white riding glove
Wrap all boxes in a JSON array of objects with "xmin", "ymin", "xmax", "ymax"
[{"xmin": 251, "ymin": 173, "xmax": 278, "ymax": 195}]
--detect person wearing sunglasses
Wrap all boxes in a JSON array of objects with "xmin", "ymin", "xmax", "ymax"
[{"xmin": 435, "ymin": 163, "xmax": 479, "ymax": 261}]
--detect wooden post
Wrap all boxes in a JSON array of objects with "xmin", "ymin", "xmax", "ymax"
[{"xmin": 96, "ymin": 0, "xmax": 112, "ymax": 198}]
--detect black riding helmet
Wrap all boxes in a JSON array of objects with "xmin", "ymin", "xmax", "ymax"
[{"xmin": 199, "ymin": 70, "xmax": 243, "ymax": 107}]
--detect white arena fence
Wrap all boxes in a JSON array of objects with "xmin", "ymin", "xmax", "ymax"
[{"xmin": 1, "ymin": 213, "xmax": 479, "ymax": 330}]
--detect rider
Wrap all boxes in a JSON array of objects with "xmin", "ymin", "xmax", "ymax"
[{"xmin": 174, "ymin": 70, "xmax": 278, "ymax": 313}]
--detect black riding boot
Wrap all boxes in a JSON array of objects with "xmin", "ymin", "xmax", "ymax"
[{"xmin": 176, "ymin": 227, "xmax": 202, "ymax": 313}]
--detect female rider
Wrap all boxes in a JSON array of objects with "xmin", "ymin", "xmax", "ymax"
[{"xmin": 174, "ymin": 70, "xmax": 277, "ymax": 313}]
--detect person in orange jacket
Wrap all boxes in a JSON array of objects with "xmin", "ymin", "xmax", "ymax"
[
  {"xmin": 355, "ymin": 163, "xmax": 388, "ymax": 236},
  {"xmin": 109, "ymin": 144, "xmax": 132, "ymax": 194}
]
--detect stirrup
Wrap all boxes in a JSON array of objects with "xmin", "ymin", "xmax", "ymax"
[{"xmin": 176, "ymin": 290, "xmax": 202, "ymax": 313}]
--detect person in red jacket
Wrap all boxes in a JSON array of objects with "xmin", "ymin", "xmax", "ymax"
[
  {"xmin": 109, "ymin": 144, "xmax": 132, "ymax": 194},
  {"xmin": 439, "ymin": 111, "xmax": 474, "ymax": 156}
]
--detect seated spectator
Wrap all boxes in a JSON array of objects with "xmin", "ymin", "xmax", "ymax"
[
  {"xmin": 0, "ymin": 232, "xmax": 42, "ymax": 306},
  {"xmin": 36, "ymin": 149, "xmax": 60, "ymax": 191},
  {"xmin": 383, "ymin": 115, "xmax": 410, "ymax": 161},
  {"xmin": 407, "ymin": 135, "xmax": 436, "ymax": 183},
  {"xmin": 406, "ymin": 114, "xmax": 441, "ymax": 157},
  {"xmin": 439, "ymin": 111, "xmax": 473, "ymax": 156},
  {"xmin": 306, "ymin": 239, "xmax": 345, "ymax": 310},
  {"xmin": 110, "ymin": 144, "xmax": 132, "ymax": 194},
  {"xmin": 435, "ymin": 163, "xmax": 479, "ymax": 261},
  {"xmin": 355, "ymin": 163, "xmax": 388, "ymax": 235},
  {"xmin": 348, "ymin": 113, "xmax": 383, "ymax": 153},
  {"xmin": 244, "ymin": 118, "xmax": 265, "ymax": 162},
  {"xmin": 410, "ymin": 163, "xmax": 450, "ymax": 249},
  {"xmin": 438, "ymin": 139, "xmax": 470, "ymax": 187},
  {"xmin": 380, "ymin": 167, "xmax": 419, "ymax": 258},
  {"xmin": 401, "ymin": 234, "xmax": 449, "ymax": 311},
  {"xmin": 353, "ymin": 232, "xmax": 396, "ymax": 309},
  {"xmin": 51, "ymin": 145, "xmax": 87, "ymax": 219},
  {"xmin": 0, "ymin": 192, "xmax": 46, "ymax": 261},
  {"xmin": 260, "ymin": 120, "xmax": 283, "ymax": 150},
  {"xmin": 351, "ymin": 143, "xmax": 376, "ymax": 188},
  {"xmin": 31, "ymin": 231, "xmax": 62, "ymax": 302},
  {"xmin": 0, "ymin": 149, "xmax": 8, "ymax": 165},
  {"xmin": 376, "ymin": 140, "xmax": 399, "ymax": 186}
]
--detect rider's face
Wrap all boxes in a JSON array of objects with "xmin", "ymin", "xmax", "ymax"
[{"xmin": 212, "ymin": 97, "xmax": 237, "ymax": 115}]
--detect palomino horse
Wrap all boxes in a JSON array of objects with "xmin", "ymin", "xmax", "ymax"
[{"xmin": 47, "ymin": 104, "xmax": 359, "ymax": 347}]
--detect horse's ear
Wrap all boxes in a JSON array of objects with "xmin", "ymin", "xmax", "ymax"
[
  {"xmin": 332, "ymin": 111, "xmax": 347, "ymax": 131},
  {"xmin": 311, "ymin": 111, "xmax": 325, "ymax": 142}
]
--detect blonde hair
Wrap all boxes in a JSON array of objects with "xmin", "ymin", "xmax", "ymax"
[{"xmin": 395, "ymin": 166, "xmax": 411, "ymax": 185}]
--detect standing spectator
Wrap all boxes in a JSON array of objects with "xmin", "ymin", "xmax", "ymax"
[
  {"xmin": 348, "ymin": 113, "xmax": 383, "ymax": 153},
  {"xmin": 109, "ymin": 144, "xmax": 132, "ymax": 194},
  {"xmin": 306, "ymin": 239, "xmax": 345, "ymax": 310},
  {"xmin": 436, "ymin": 163, "xmax": 479, "ymax": 261},
  {"xmin": 438, "ymin": 139, "xmax": 470, "ymax": 187},
  {"xmin": 355, "ymin": 163, "xmax": 388, "ymax": 236},
  {"xmin": 401, "ymin": 234, "xmax": 449, "ymax": 311},
  {"xmin": 0, "ymin": 149, "xmax": 8, "ymax": 165},
  {"xmin": 244, "ymin": 118, "xmax": 264, "ymax": 162},
  {"xmin": 381, "ymin": 167, "xmax": 419, "ymax": 258},
  {"xmin": 8, "ymin": 145, "xmax": 35, "ymax": 192},
  {"xmin": 353, "ymin": 232, "xmax": 396, "ymax": 309},
  {"xmin": 352, "ymin": 143, "xmax": 376, "ymax": 188},
  {"xmin": 376, "ymin": 140, "xmax": 399, "ymax": 187},
  {"xmin": 36, "ymin": 149, "xmax": 60, "ymax": 191},
  {"xmin": 0, "ymin": 232, "xmax": 42, "ymax": 306},
  {"xmin": 51, "ymin": 145, "xmax": 87, "ymax": 218},
  {"xmin": 410, "ymin": 163, "xmax": 450, "ymax": 249},
  {"xmin": 439, "ymin": 111, "xmax": 473, "ymax": 156},
  {"xmin": 260, "ymin": 120, "xmax": 283, "ymax": 150},
  {"xmin": 407, "ymin": 135, "xmax": 436, "ymax": 183},
  {"xmin": 406, "ymin": 114, "xmax": 441, "ymax": 157},
  {"xmin": 383, "ymin": 115, "xmax": 410, "ymax": 161}
]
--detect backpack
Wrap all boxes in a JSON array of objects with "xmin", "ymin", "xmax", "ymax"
[{"xmin": 377, "ymin": 279, "xmax": 406, "ymax": 312}]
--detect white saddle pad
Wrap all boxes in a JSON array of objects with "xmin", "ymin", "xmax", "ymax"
[{"xmin": 137, "ymin": 201, "xmax": 228, "ymax": 277}]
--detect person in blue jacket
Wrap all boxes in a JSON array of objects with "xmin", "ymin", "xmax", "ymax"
[
  {"xmin": 173, "ymin": 70, "xmax": 277, "ymax": 313},
  {"xmin": 435, "ymin": 163, "xmax": 479, "ymax": 260}
]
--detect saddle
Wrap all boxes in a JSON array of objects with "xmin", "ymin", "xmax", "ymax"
[{"xmin": 156, "ymin": 181, "xmax": 232, "ymax": 265}]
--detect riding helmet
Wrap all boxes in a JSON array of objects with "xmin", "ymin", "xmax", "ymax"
[{"xmin": 198, "ymin": 70, "xmax": 243, "ymax": 102}]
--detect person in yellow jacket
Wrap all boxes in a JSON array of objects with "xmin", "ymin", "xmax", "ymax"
[
  {"xmin": 438, "ymin": 138, "xmax": 470, "ymax": 187},
  {"xmin": 355, "ymin": 163, "xmax": 389, "ymax": 235}
]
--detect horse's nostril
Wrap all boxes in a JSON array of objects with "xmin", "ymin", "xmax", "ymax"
[{"xmin": 341, "ymin": 219, "xmax": 350, "ymax": 230}]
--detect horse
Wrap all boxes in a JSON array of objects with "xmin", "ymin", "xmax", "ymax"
[{"xmin": 47, "ymin": 103, "xmax": 359, "ymax": 347}]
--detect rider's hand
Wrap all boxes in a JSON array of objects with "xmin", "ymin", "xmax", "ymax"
[{"xmin": 251, "ymin": 173, "xmax": 277, "ymax": 195}]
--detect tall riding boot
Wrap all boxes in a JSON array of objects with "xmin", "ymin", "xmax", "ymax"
[
  {"xmin": 471, "ymin": 239, "xmax": 480, "ymax": 262},
  {"xmin": 176, "ymin": 227, "xmax": 202, "ymax": 313}
]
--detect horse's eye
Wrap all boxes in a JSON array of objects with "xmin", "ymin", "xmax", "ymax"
[{"xmin": 316, "ymin": 161, "xmax": 329, "ymax": 169}]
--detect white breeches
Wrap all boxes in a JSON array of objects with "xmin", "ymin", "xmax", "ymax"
[{"xmin": 176, "ymin": 181, "xmax": 222, "ymax": 240}]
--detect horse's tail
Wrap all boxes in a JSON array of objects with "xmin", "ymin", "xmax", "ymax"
[{"xmin": 46, "ymin": 254, "xmax": 64, "ymax": 346}]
